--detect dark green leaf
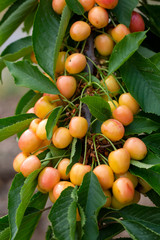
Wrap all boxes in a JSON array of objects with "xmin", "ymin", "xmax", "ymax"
[
  {"xmin": 15, "ymin": 90, "xmax": 42, "ymax": 115},
  {"xmin": 138, "ymin": 46, "xmax": 155, "ymax": 58},
  {"xmin": 46, "ymin": 106, "xmax": 63, "ymax": 140},
  {"xmin": 91, "ymin": 119, "xmax": 102, "ymax": 134},
  {"xmin": 78, "ymin": 172, "xmax": 106, "ymax": 240},
  {"xmin": 22, "ymin": 6, "xmax": 37, "ymax": 34},
  {"xmin": 0, "ymin": 227, "xmax": 10, "ymax": 240},
  {"xmin": 0, "ymin": 0, "xmax": 37, "ymax": 46},
  {"xmin": 0, "ymin": 0, "xmax": 17, "ymax": 12},
  {"xmin": 112, "ymin": 0, "xmax": 138, "ymax": 27},
  {"xmin": 98, "ymin": 223, "xmax": 123, "ymax": 240},
  {"xmin": 147, "ymin": 189, "xmax": 160, "ymax": 207},
  {"xmin": 65, "ymin": 0, "xmax": 84, "ymax": 15},
  {"xmin": 49, "ymin": 187, "xmax": 76, "ymax": 240},
  {"xmin": 5, "ymin": 60, "xmax": 59, "ymax": 94},
  {"xmin": 108, "ymin": 31, "xmax": 146, "ymax": 75},
  {"xmin": 0, "ymin": 113, "xmax": 36, "ymax": 142},
  {"xmin": 120, "ymin": 52, "xmax": 160, "ymax": 116},
  {"xmin": 0, "ymin": 216, "xmax": 9, "ymax": 232},
  {"xmin": 46, "ymin": 226, "xmax": 54, "ymax": 240},
  {"xmin": 66, "ymin": 138, "xmax": 82, "ymax": 175},
  {"xmin": 150, "ymin": 52, "xmax": 160, "ymax": 71},
  {"xmin": 49, "ymin": 145, "xmax": 68, "ymax": 160},
  {"xmin": 142, "ymin": 133, "xmax": 160, "ymax": 156},
  {"xmin": 125, "ymin": 116, "xmax": 160, "ymax": 135},
  {"xmin": 81, "ymin": 96, "xmax": 111, "ymax": 122}
]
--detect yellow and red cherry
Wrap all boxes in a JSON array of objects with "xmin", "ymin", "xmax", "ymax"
[
  {"xmin": 52, "ymin": 0, "xmax": 66, "ymax": 14},
  {"xmin": 52, "ymin": 181, "xmax": 74, "ymax": 201},
  {"xmin": 78, "ymin": 0, "xmax": 95, "ymax": 11},
  {"xmin": 115, "ymin": 171, "xmax": 138, "ymax": 188},
  {"xmin": 55, "ymin": 51, "xmax": 68, "ymax": 74},
  {"xmin": 70, "ymin": 21, "xmax": 91, "ymax": 42},
  {"xmin": 56, "ymin": 76, "xmax": 77, "ymax": 99},
  {"xmin": 34, "ymin": 96, "xmax": 57, "ymax": 119},
  {"xmin": 123, "ymin": 137, "xmax": 147, "ymax": 160},
  {"xmin": 119, "ymin": 93, "xmax": 140, "ymax": 114},
  {"xmin": 103, "ymin": 190, "xmax": 112, "ymax": 207},
  {"xmin": 70, "ymin": 163, "xmax": 91, "ymax": 186},
  {"xmin": 108, "ymin": 100, "xmax": 119, "ymax": 112},
  {"xmin": 36, "ymin": 119, "xmax": 57, "ymax": 140},
  {"xmin": 112, "ymin": 105, "xmax": 134, "ymax": 126},
  {"xmin": 104, "ymin": 75, "xmax": 120, "ymax": 96},
  {"xmin": 95, "ymin": 34, "xmax": 114, "ymax": 56},
  {"xmin": 69, "ymin": 116, "xmax": 88, "ymax": 138},
  {"xmin": 20, "ymin": 155, "xmax": 41, "ymax": 177},
  {"xmin": 65, "ymin": 53, "xmax": 87, "ymax": 74},
  {"xmin": 93, "ymin": 164, "xmax": 114, "ymax": 189},
  {"xmin": 29, "ymin": 118, "xmax": 41, "ymax": 133},
  {"xmin": 111, "ymin": 24, "xmax": 130, "ymax": 42},
  {"xmin": 88, "ymin": 6, "xmax": 109, "ymax": 29},
  {"xmin": 57, "ymin": 158, "xmax": 70, "ymax": 180},
  {"xmin": 101, "ymin": 119, "xmax": 125, "ymax": 142},
  {"xmin": 13, "ymin": 152, "xmax": 28, "ymax": 173},
  {"xmin": 95, "ymin": 0, "xmax": 118, "ymax": 9},
  {"xmin": 52, "ymin": 127, "xmax": 73, "ymax": 149}
]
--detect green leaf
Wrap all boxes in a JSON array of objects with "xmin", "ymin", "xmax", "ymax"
[
  {"xmin": 0, "ymin": 113, "xmax": 36, "ymax": 142},
  {"xmin": 0, "ymin": 0, "xmax": 17, "ymax": 12},
  {"xmin": 112, "ymin": 0, "xmax": 138, "ymax": 27},
  {"xmin": 0, "ymin": 0, "xmax": 37, "ymax": 46},
  {"xmin": 81, "ymin": 96, "xmax": 111, "ymax": 122},
  {"xmin": 65, "ymin": 0, "xmax": 84, "ymax": 15},
  {"xmin": 33, "ymin": 0, "xmax": 71, "ymax": 77},
  {"xmin": 125, "ymin": 116, "xmax": 160, "ymax": 135},
  {"xmin": 138, "ymin": 46, "xmax": 156, "ymax": 58},
  {"xmin": 15, "ymin": 90, "xmax": 42, "ymax": 115},
  {"xmin": 46, "ymin": 226, "xmax": 55, "ymax": 240},
  {"xmin": 46, "ymin": 106, "xmax": 63, "ymax": 140},
  {"xmin": 78, "ymin": 172, "xmax": 106, "ymax": 240},
  {"xmin": 49, "ymin": 145, "xmax": 68, "ymax": 160},
  {"xmin": 108, "ymin": 31, "xmax": 146, "ymax": 75},
  {"xmin": 91, "ymin": 119, "xmax": 102, "ymax": 134},
  {"xmin": 66, "ymin": 138, "xmax": 82, "ymax": 175},
  {"xmin": 49, "ymin": 187, "xmax": 76, "ymax": 240},
  {"xmin": 22, "ymin": 6, "xmax": 37, "ymax": 34},
  {"xmin": 0, "ymin": 215, "xmax": 10, "ymax": 240},
  {"xmin": 142, "ymin": 134, "xmax": 160, "ymax": 156},
  {"xmin": 147, "ymin": 189, "xmax": 160, "ymax": 207},
  {"xmin": 150, "ymin": 52, "xmax": 160, "ymax": 71},
  {"xmin": 98, "ymin": 223, "xmax": 123, "ymax": 240},
  {"xmin": 120, "ymin": 52, "xmax": 160, "ymax": 116},
  {"xmin": 5, "ymin": 60, "xmax": 59, "ymax": 94}
]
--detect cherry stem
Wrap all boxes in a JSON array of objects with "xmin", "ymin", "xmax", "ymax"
[
  {"xmin": 113, "ymin": 74, "xmax": 126, "ymax": 93},
  {"xmin": 93, "ymin": 135, "xmax": 101, "ymax": 165},
  {"xmin": 41, "ymin": 155, "xmax": 70, "ymax": 163},
  {"xmin": 83, "ymin": 135, "xmax": 88, "ymax": 165},
  {"xmin": 98, "ymin": 152, "xmax": 108, "ymax": 164},
  {"xmin": 91, "ymin": 157, "xmax": 95, "ymax": 170},
  {"xmin": 81, "ymin": 39, "xmax": 87, "ymax": 54},
  {"xmin": 109, "ymin": 13, "xmax": 117, "ymax": 28},
  {"xmin": 99, "ymin": 133, "xmax": 117, "ymax": 151},
  {"xmin": 32, "ymin": 144, "xmax": 51, "ymax": 155}
]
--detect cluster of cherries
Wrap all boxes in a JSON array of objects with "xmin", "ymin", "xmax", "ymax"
[{"xmin": 13, "ymin": 0, "xmax": 150, "ymax": 211}]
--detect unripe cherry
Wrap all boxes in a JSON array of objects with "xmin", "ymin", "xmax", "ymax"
[
  {"xmin": 52, "ymin": 181, "xmax": 74, "ymax": 201},
  {"xmin": 20, "ymin": 155, "xmax": 41, "ymax": 177},
  {"xmin": 29, "ymin": 118, "xmax": 41, "ymax": 133},
  {"xmin": 111, "ymin": 24, "xmax": 130, "ymax": 42},
  {"xmin": 70, "ymin": 163, "xmax": 91, "ymax": 186},
  {"xmin": 112, "ymin": 177, "xmax": 134, "ymax": 203},
  {"xmin": 13, "ymin": 152, "xmax": 28, "ymax": 172},
  {"xmin": 104, "ymin": 75, "xmax": 120, "ymax": 96},
  {"xmin": 108, "ymin": 148, "xmax": 130, "ymax": 174},
  {"xmin": 112, "ymin": 105, "xmax": 134, "ymax": 126},
  {"xmin": 18, "ymin": 129, "xmax": 42, "ymax": 153},
  {"xmin": 69, "ymin": 116, "xmax": 88, "ymax": 138},
  {"xmin": 95, "ymin": 34, "xmax": 114, "ymax": 56},
  {"xmin": 101, "ymin": 119, "xmax": 125, "ymax": 142},
  {"xmin": 123, "ymin": 137, "xmax": 147, "ymax": 160},
  {"xmin": 38, "ymin": 167, "xmax": 60, "ymax": 192},
  {"xmin": 52, "ymin": 0, "xmax": 66, "ymax": 14},
  {"xmin": 65, "ymin": 53, "xmax": 87, "ymax": 74},
  {"xmin": 93, "ymin": 164, "xmax": 114, "ymax": 190},
  {"xmin": 115, "ymin": 171, "xmax": 138, "ymax": 188},
  {"xmin": 108, "ymin": 100, "xmax": 119, "ymax": 112},
  {"xmin": 57, "ymin": 158, "xmax": 70, "ymax": 180},
  {"xmin": 70, "ymin": 21, "xmax": 91, "ymax": 42},
  {"xmin": 78, "ymin": 0, "xmax": 95, "ymax": 11},
  {"xmin": 55, "ymin": 51, "xmax": 68, "ymax": 74},
  {"xmin": 34, "ymin": 96, "xmax": 57, "ymax": 119},
  {"xmin": 52, "ymin": 127, "xmax": 73, "ymax": 149},
  {"xmin": 56, "ymin": 76, "xmax": 77, "ymax": 99},
  {"xmin": 95, "ymin": 0, "xmax": 118, "ymax": 9},
  {"xmin": 88, "ymin": 6, "xmax": 109, "ymax": 29},
  {"xmin": 130, "ymin": 11, "xmax": 145, "ymax": 33},
  {"xmin": 119, "ymin": 93, "xmax": 139, "ymax": 114}
]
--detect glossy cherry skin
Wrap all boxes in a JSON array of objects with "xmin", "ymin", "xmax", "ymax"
[
  {"xmin": 95, "ymin": 34, "xmax": 114, "ymax": 56},
  {"xmin": 112, "ymin": 177, "xmax": 134, "ymax": 203},
  {"xmin": 112, "ymin": 105, "xmax": 134, "ymax": 126},
  {"xmin": 29, "ymin": 118, "xmax": 41, "ymax": 133},
  {"xmin": 52, "ymin": 127, "xmax": 73, "ymax": 149},
  {"xmin": 119, "ymin": 93, "xmax": 139, "ymax": 115},
  {"xmin": 104, "ymin": 75, "xmax": 120, "ymax": 96},
  {"xmin": 88, "ymin": 6, "xmax": 109, "ymax": 29},
  {"xmin": 101, "ymin": 119, "xmax": 125, "ymax": 142},
  {"xmin": 111, "ymin": 24, "xmax": 130, "ymax": 42},
  {"xmin": 95, "ymin": 0, "xmax": 118, "ymax": 9},
  {"xmin": 52, "ymin": 181, "xmax": 74, "ymax": 202},
  {"xmin": 123, "ymin": 137, "xmax": 147, "ymax": 160},
  {"xmin": 65, "ymin": 53, "xmax": 87, "ymax": 74},
  {"xmin": 55, "ymin": 51, "xmax": 68, "ymax": 73},
  {"xmin": 115, "ymin": 171, "xmax": 138, "ymax": 188},
  {"xmin": 57, "ymin": 158, "xmax": 70, "ymax": 180},
  {"xmin": 93, "ymin": 164, "xmax": 114, "ymax": 190},
  {"xmin": 52, "ymin": 0, "xmax": 66, "ymax": 14},
  {"xmin": 69, "ymin": 116, "xmax": 88, "ymax": 138},
  {"xmin": 70, "ymin": 163, "xmax": 91, "ymax": 186},
  {"xmin": 78, "ymin": 0, "xmax": 95, "ymax": 11},
  {"xmin": 56, "ymin": 76, "xmax": 77, "ymax": 99},
  {"xmin": 108, "ymin": 100, "xmax": 119, "ymax": 112},
  {"xmin": 130, "ymin": 11, "xmax": 145, "ymax": 33},
  {"xmin": 70, "ymin": 21, "xmax": 91, "ymax": 41},
  {"xmin": 20, "ymin": 155, "xmax": 41, "ymax": 177},
  {"xmin": 13, "ymin": 152, "xmax": 28, "ymax": 172},
  {"xmin": 34, "ymin": 96, "xmax": 57, "ymax": 119}
]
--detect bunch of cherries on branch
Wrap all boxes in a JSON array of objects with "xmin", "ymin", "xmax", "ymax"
[{"xmin": 14, "ymin": 0, "xmax": 149, "ymax": 212}]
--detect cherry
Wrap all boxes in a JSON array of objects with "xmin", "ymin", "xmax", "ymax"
[
  {"xmin": 95, "ymin": 34, "xmax": 114, "ymax": 56},
  {"xmin": 112, "ymin": 177, "xmax": 134, "ymax": 203},
  {"xmin": 95, "ymin": 0, "xmax": 118, "ymax": 9},
  {"xmin": 78, "ymin": 0, "xmax": 95, "ymax": 11},
  {"xmin": 108, "ymin": 148, "xmax": 130, "ymax": 174},
  {"xmin": 18, "ymin": 129, "xmax": 42, "ymax": 153},
  {"xmin": 115, "ymin": 171, "xmax": 138, "ymax": 188},
  {"xmin": 70, "ymin": 21, "xmax": 91, "ymax": 42},
  {"xmin": 29, "ymin": 118, "xmax": 41, "ymax": 133},
  {"xmin": 111, "ymin": 24, "xmax": 130, "ymax": 42},
  {"xmin": 55, "ymin": 51, "xmax": 68, "ymax": 74},
  {"xmin": 57, "ymin": 158, "xmax": 70, "ymax": 180},
  {"xmin": 56, "ymin": 75, "xmax": 77, "ymax": 99},
  {"xmin": 70, "ymin": 163, "xmax": 91, "ymax": 186},
  {"xmin": 52, "ymin": 0, "xmax": 66, "ymax": 14},
  {"xmin": 34, "ymin": 96, "xmax": 57, "ymax": 119},
  {"xmin": 108, "ymin": 100, "xmax": 119, "ymax": 112},
  {"xmin": 101, "ymin": 119, "xmax": 125, "ymax": 142},
  {"xmin": 36, "ymin": 119, "xmax": 58, "ymax": 140},
  {"xmin": 93, "ymin": 164, "xmax": 114, "ymax": 190},
  {"xmin": 52, "ymin": 127, "xmax": 73, "ymax": 149},
  {"xmin": 65, "ymin": 53, "xmax": 87, "ymax": 74},
  {"xmin": 13, "ymin": 152, "xmax": 28, "ymax": 172},
  {"xmin": 52, "ymin": 181, "xmax": 74, "ymax": 201},
  {"xmin": 38, "ymin": 167, "xmax": 60, "ymax": 192},
  {"xmin": 130, "ymin": 11, "xmax": 145, "ymax": 33},
  {"xmin": 69, "ymin": 116, "xmax": 88, "ymax": 138},
  {"xmin": 104, "ymin": 75, "xmax": 120, "ymax": 96},
  {"xmin": 123, "ymin": 137, "xmax": 147, "ymax": 160},
  {"xmin": 119, "ymin": 93, "xmax": 139, "ymax": 115},
  {"xmin": 20, "ymin": 155, "xmax": 41, "ymax": 177},
  {"xmin": 112, "ymin": 105, "xmax": 134, "ymax": 126},
  {"xmin": 88, "ymin": 6, "xmax": 109, "ymax": 29}
]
